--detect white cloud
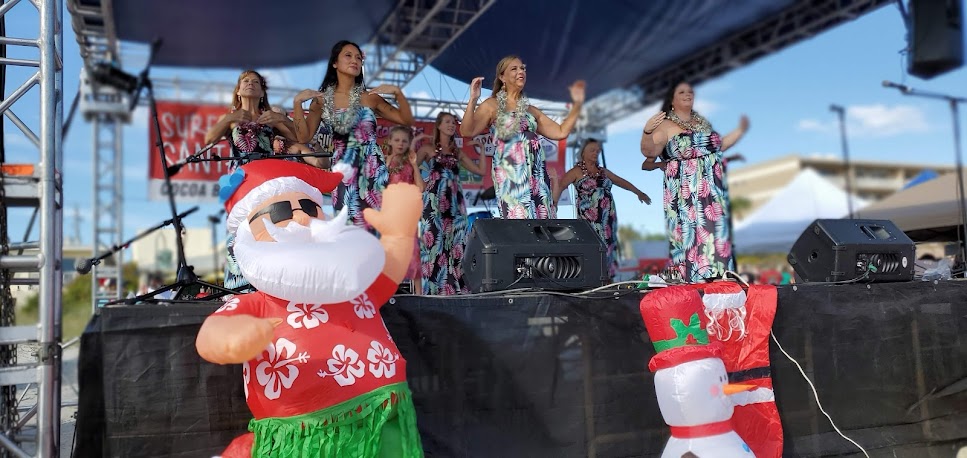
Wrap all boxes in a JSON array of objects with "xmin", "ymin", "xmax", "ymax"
[
  {"xmin": 797, "ymin": 104, "xmax": 929, "ymax": 137},
  {"xmin": 405, "ymin": 90, "xmax": 432, "ymax": 99},
  {"xmin": 849, "ymin": 104, "xmax": 928, "ymax": 135},
  {"xmin": 797, "ymin": 119, "xmax": 833, "ymax": 133},
  {"xmin": 607, "ymin": 102, "xmax": 660, "ymax": 135}
]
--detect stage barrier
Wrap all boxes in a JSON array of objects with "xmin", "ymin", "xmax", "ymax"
[{"xmin": 74, "ymin": 281, "xmax": 967, "ymax": 457}]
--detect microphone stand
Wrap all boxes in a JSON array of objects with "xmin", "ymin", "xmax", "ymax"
[
  {"xmin": 829, "ymin": 104, "xmax": 855, "ymax": 219},
  {"xmin": 207, "ymin": 208, "xmax": 226, "ymax": 285},
  {"xmin": 165, "ymin": 139, "xmax": 226, "ymax": 176},
  {"xmin": 126, "ymin": 39, "xmax": 237, "ymax": 301},
  {"xmin": 884, "ymin": 82, "xmax": 967, "ymax": 277},
  {"xmin": 78, "ymin": 206, "xmax": 198, "ymax": 279}
]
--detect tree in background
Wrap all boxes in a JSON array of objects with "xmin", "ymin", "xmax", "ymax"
[
  {"xmin": 731, "ymin": 196, "xmax": 753, "ymax": 223},
  {"xmin": 20, "ymin": 262, "xmax": 139, "ymax": 339}
]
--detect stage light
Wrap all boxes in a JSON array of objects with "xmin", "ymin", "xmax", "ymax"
[{"xmin": 90, "ymin": 62, "xmax": 138, "ymax": 93}]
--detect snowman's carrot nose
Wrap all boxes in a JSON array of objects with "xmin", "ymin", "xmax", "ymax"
[{"xmin": 723, "ymin": 383, "xmax": 756, "ymax": 395}]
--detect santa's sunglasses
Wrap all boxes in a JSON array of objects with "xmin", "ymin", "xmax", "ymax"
[{"xmin": 249, "ymin": 199, "xmax": 321, "ymax": 224}]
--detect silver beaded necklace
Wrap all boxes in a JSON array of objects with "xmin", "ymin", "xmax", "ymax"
[
  {"xmin": 667, "ymin": 109, "xmax": 712, "ymax": 134},
  {"xmin": 322, "ymin": 84, "xmax": 363, "ymax": 135},
  {"xmin": 496, "ymin": 89, "xmax": 530, "ymax": 119}
]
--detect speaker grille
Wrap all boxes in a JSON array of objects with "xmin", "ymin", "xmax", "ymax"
[
  {"xmin": 517, "ymin": 256, "xmax": 583, "ymax": 280},
  {"xmin": 861, "ymin": 253, "xmax": 904, "ymax": 274}
]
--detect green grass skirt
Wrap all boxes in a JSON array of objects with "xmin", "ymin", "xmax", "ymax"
[{"xmin": 249, "ymin": 382, "xmax": 424, "ymax": 457}]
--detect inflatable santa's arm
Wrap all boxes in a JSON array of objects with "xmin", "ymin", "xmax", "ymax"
[
  {"xmin": 196, "ymin": 297, "xmax": 281, "ymax": 365},
  {"xmin": 362, "ymin": 183, "xmax": 422, "ymax": 284}
]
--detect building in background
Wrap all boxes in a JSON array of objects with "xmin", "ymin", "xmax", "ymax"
[{"xmin": 728, "ymin": 154, "xmax": 955, "ymax": 221}]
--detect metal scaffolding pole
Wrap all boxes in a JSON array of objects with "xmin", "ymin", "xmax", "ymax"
[
  {"xmin": 90, "ymin": 115, "xmax": 123, "ymax": 310},
  {"xmin": 0, "ymin": 0, "xmax": 64, "ymax": 455},
  {"xmin": 36, "ymin": 0, "xmax": 64, "ymax": 455}
]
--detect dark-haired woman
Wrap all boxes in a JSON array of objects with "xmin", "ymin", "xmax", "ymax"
[
  {"xmin": 292, "ymin": 40, "xmax": 414, "ymax": 233},
  {"xmin": 640, "ymin": 81, "xmax": 749, "ymax": 283}
]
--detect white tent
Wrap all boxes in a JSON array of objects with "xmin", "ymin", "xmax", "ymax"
[{"xmin": 733, "ymin": 168, "xmax": 868, "ymax": 253}]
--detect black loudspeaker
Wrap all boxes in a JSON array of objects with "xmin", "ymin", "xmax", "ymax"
[
  {"xmin": 788, "ymin": 219, "xmax": 916, "ymax": 283},
  {"xmin": 462, "ymin": 219, "xmax": 607, "ymax": 292},
  {"xmin": 908, "ymin": 0, "xmax": 964, "ymax": 78}
]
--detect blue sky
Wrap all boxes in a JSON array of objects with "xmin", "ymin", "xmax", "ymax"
[{"xmin": 5, "ymin": 3, "xmax": 966, "ymax": 253}]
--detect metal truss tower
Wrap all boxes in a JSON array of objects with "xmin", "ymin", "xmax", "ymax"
[{"xmin": 0, "ymin": 0, "xmax": 64, "ymax": 455}]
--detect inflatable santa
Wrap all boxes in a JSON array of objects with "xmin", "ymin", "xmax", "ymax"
[{"xmin": 195, "ymin": 159, "xmax": 424, "ymax": 457}]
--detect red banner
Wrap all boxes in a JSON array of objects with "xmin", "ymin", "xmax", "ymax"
[
  {"xmin": 148, "ymin": 101, "xmax": 233, "ymax": 202},
  {"xmin": 148, "ymin": 101, "xmax": 570, "ymax": 206}
]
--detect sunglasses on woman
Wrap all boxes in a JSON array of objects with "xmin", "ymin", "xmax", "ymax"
[{"xmin": 249, "ymin": 199, "xmax": 321, "ymax": 224}]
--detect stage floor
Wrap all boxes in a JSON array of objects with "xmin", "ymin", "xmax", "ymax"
[{"xmin": 73, "ymin": 281, "xmax": 967, "ymax": 457}]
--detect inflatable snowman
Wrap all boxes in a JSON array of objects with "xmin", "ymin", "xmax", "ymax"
[{"xmin": 641, "ymin": 287, "xmax": 755, "ymax": 457}]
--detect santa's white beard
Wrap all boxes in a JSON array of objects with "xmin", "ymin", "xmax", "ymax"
[{"xmin": 233, "ymin": 208, "xmax": 386, "ymax": 303}]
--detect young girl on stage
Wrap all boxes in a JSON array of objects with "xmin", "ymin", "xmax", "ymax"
[{"xmin": 383, "ymin": 125, "xmax": 425, "ymax": 293}]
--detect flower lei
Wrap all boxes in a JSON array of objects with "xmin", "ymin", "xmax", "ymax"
[
  {"xmin": 667, "ymin": 109, "xmax": 712, "ymax": 134},
  {"xmin": 386, "ymin": 153, "xmax": 409, "ymax": 176},
  {"xmin": 495, "ymin": 89, "xmax": 531, "ymax": 139},
  {"xmin": 577, "ymin": 160, "xmax": 604, "ymax": 180},
  {"xmin": 321, "ymin": 84, "xmax": 363, "ymax": 135},
  {"xmin": 434, "ymin": 141, "xmax": 459, "ymax": 168}
]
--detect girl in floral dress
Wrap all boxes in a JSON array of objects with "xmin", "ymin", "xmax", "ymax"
[
  {"xmin": 641, "ymin": 81, "xmax": 749, "ymax": 282},
  {"xmin": 552, "ymin": 139, "xmax": 651, "ymax": 280},
  {"xmin": 460, "ymin": 55, "xmax": 586, "ymax": 219},
  {"xmin": 416, "ymin": 112, "xmax": 487, "ymax": 295},
  {"xmin": 383, "ymin": 126, "xmax": 425, "ymax": 292},
  {"xmin": 292, "ymin": 40, "xmax": 414, "ymax": 233}
]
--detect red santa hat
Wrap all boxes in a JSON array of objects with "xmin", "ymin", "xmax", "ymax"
[
  {"xmin": 219, "ymin": 159, "xmax": 351, "ymax": 233},
  {"xmin": 640, "ymin": 285, "xmax": 722, "ymax": 371}
]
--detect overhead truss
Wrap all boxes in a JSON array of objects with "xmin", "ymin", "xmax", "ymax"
[
  {"xmin": 582, "ymin": 0, "xmax": 895, "ymax": 132},
  {"xmin": 366, "ymin": 0, "xmax": 497, "ymax": 88}
]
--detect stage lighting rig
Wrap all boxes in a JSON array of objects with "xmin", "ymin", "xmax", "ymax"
[{"xmin": 89, "ymin": 62, "xmax": 139, "ymax": 94}]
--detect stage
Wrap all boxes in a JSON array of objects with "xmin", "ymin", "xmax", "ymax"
[{"xmin": 73, "ymin": 280, "xmax": 967, "ymax": 457}]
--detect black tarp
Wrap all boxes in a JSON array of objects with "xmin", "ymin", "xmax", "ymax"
[{"xmin": 74, "ymin": 281, "xmax": 967, "ymax": 457}]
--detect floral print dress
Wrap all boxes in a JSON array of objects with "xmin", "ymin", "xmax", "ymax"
[
  {"xmin": 491, "ymin": 109, "xmax": 555, "ymax": 219},
  {"xmin": 327, "ymin": 107, "xmax": 387, "ymax": 233},
  {"xmin": 419, "ymin": 146, "xmax": 469, "ymax": 295},
  {"xmin": 662, "ymin": 131, "xmax": 735, "ymax": 282},
  {"xmin": 574, "ymin": 162, "xmax": 619, "ymax": 280},
  {"xmin": 230, "ymin": 122, "xmax": 275, "ymax": 169},
  {"xmin": 224, "ymin": 122, "xmax": 277, "ymax": 292}
]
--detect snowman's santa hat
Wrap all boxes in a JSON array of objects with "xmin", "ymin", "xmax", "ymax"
[
  {"xmin": 218, "ymin": 159, "xmax": 351, "ymax": 234},
  {"xmin": 640, "ymin": 286, "xmax": 722, "ymax": 371}
]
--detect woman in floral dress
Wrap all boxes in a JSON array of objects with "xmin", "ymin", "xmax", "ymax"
[
  {"xmin": 416, "ymin": 112, "xmax": 487, "ymax": 295},
  {"xmin": 292, "ymin": 40, "xmax": 414, "ymax": 233},
  {"xmin": 641, "ymin": 81, "xmax": 749, "ymax": 282},
  {"xmin": 552, "ymin": 139, "xmax": 651, "ymax": 280},
  {"xmin": 205, "ymin": 70, "xmax": 299, "ymax": 291},
  {"xmin": 460, "ymin": 55, "xmax": 585, "ymax": 219},
  {"xmin": 383, "ymin": 125, "xmax": 426, "ymax": 292}
]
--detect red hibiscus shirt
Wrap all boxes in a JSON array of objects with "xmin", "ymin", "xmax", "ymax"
[{"xmin": 211, "ymin": 273, "xmax": 406, "ymax": 419}]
